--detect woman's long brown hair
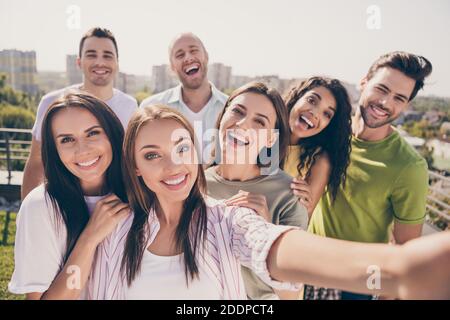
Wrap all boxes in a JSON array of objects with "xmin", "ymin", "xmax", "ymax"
[{"xmin": 41, "ymin": 92, "xmax": 127, "ymax": 265}]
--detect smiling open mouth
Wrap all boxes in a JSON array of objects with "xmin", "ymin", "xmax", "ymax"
[
  {"xmin": 184, "ymin": 64, "xmax": 200, "ymax": 76},
  {"xmin": 161, "ymin": 174, "xmax": 189, "ymax": 190},
  {"xmin": 92, "ymin": 69, "xmax": 110, "ymax": 76},
  {"xmin": 76, "ymin": 156, "xmax": 100, "ymax": 168},
  {"xmin": 295, "ymin": 115, "xmax": 315, "ymax": 130},
  {"xmin": 370, "ymin": 104, "xmax": 390, "ymax": 118},
  {"xmin": 227, "ymin": 131, "xmax": 250, "ymax": 147}
]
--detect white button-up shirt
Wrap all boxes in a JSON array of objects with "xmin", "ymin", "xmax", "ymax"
[{"xmin": 140, "ymin": 83, "xmax": 228, "ymax": 163}]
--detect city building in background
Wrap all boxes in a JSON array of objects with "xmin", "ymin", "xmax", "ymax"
[
  {"xmin": 133, "ymin": 75, "xmax": 152, "ymax": 93},
  {"xmin": 36, "ymin": 71, "xmax": 67, "ymax": 93},
  {"xmin": 253, "ymin": 74, "xmax": 296, "ymax": 95},
  {"xmin": 230, "ymin": 75, "xmax": 253, "ymax": 90},
  {"xmin": 0, "ymin": 49, "xmax": 38, "ymax": 95},
  {"xmin": 66, "ymin": 54, "xmax": 82, "ymax": 85},
  {"xmin": 150, "ymin": 64, "xmax": 178, "ymax": 93},
  {"xmin": 208, "ymin": 62, "xmax": 232, "ymax": 91}
]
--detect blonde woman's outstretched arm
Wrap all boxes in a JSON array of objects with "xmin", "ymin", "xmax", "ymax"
[{"xmin": 267, "ymin": 230, "xmax": 450, "ymax": 299}]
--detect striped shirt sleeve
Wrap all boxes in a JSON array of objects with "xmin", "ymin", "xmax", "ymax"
[{"xmin": 225, "ymin": 205, "xmax": 302, "ymax": 291}]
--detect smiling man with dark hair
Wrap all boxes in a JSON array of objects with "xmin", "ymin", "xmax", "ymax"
[
  {"xmin": 306, "ymin": 51, "xmax": 433, "ymax": 300},
  {"xmin": 21, "ymin": 27, "xmax": 138, "ymax": 199}
]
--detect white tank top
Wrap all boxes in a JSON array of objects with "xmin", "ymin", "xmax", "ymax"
[{"xmin": 125, "ymin": 250, "xmax": 222, "ymax": 300}]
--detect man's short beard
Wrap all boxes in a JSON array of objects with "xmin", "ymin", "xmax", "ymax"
[
  {"xmin": 359, "ymin": 104, "xmax": 399, "ymax": 128},
  {"xmin": 180, "ymin": 73, "xmax": 207, "ymax": 90},
  {"xmin": 89, "ymin": 78, "xmax": 113, "ymax": 87}
]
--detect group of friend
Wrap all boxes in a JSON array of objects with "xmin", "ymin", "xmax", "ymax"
[{"xmin": 8, "ymin": 28, "xmax": 450, "ymax": 300}]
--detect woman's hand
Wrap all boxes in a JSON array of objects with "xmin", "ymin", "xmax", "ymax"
[
  {"xmin": 224, "ymin": 190, "xmax": 271, "ymax": 222},
  {"xmin": 290, "ymin": 177, "xmax": 313, "ymax": 214},
  {"xmin": 81, "ymin": 194, "xmax": 130, "ymax": 246},
  {"xmin": 396, "ymin": 231, "xmax": 450, "ymax": 299}
]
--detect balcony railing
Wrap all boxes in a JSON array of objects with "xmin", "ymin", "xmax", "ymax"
[
  {"xmin": 0, "ymin": 128, "xmax": 32, "ymax": 185},
  {"xmin": 0, "ymin": 127, "xmax": 449, "ymax": 233},
  {"xmin": 427, "ymin": 171, "xmax": 450, "ymax": 230}
]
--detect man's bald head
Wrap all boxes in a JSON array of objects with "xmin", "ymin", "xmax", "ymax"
[
  {"xmin": 168, "ymin": 32, "xmax": 207, "ymax": 57},
  {"xmin": 168, "ymin": 32, "xmax": 209, "ymax": 90}
]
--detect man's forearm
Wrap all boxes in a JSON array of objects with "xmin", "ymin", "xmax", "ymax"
[{"xmin": 393, "ymin": 221, "xmax": 423, "ymax": 244}]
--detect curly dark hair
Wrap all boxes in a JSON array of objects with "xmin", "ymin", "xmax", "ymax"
[
  {"xmin": 212, "ymin": 81, "xmax": 289, "ymax": 170},
  {"xmin": 284, "ymin": 76, "xmax": 352, "ymax": 201}
]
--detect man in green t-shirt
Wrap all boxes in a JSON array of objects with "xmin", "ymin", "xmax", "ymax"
[{"xmin": 307, "ymin": 51, "xmax": 433, "ymax": 300}]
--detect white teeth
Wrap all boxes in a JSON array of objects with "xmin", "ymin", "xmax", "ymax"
[
  {"xmin": 185, "ymin": 65, "xmax": 199, "ymax": 73},
  {"xmin": 229, "ymin": 132, "xmax": 248, "ymax": 145},
  {"xmin": 230, "ymin": 132, "xmax": 246, "ymax": 143},
  {"xmin": 372, "ymin": 106, "xmax": 388, "ymax": 116},
  {"xmin": 300, "ymin": 115, "xmax": 314, "ymax": 128},
  {"xmin": 77, "ymin": 157, "xmax": 99, "ymax": 167},
  {"xmin": 163, "ymin": 175, "xmax": 186, "ymax": 185},
  {"xmin": 93, "ymin": 70, "xmax": 107, "ymax": 74}
]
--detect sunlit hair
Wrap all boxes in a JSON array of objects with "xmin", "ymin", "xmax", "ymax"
[
  {"xmin": 284, "ymin": 76, "xmax": 352, "ymax": 201},
  {"xmin": 41, "ymin": 92, "xmax": 126, "ymax": 264},
  {"xmin": 120, "ymin": 105, "xmax": 208, "ymax": 286}
]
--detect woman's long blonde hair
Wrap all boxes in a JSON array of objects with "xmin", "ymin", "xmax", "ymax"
[{"xmin": 120, "ymin": 105, "xmax": 208, "ymax": 286}]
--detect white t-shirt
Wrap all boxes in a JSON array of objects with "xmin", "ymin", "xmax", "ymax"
[
  {"xmin": 179, "ymin": 99, "xmax": 209, "ymax": 124},
  {"xmin": 178, "ymin": 99, "xmax": 209, "ymax": 150},
  {"xmin": 126, "ymin": 250, "xmax": 222, "ymax": 300},
  {"xmin": 8, "ymin": 184, "xmax": 105, "ymax": 298},
  {"xmin": 32, "ymin": 84, "xmax": 138, "ymax": 141}
]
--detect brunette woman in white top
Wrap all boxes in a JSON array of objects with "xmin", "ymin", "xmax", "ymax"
[{"xmin": 8, "ymin": 93, "xmax": 130, "ymax": 299}]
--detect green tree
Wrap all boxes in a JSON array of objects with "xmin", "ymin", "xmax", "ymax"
[
  {"xmin": 0, "ymin": 105, "xmax": 34, "ymax": 171},
  {"xmin": 134, "ymin": 86, "xmax": 153, "ymax": 105},
  {"xmin": 223, "ymin": 88, "xmax": 235, "ymax": 96},
  {"xmin": 410, "ymin": 96, "xmax": 450, "ymax": 115},
  {"xmin": 0, "ymin": 74, "xmax": 5, "ymax": 89},
  {"xmin": 0, "ymin": 105, "xmax": 35, "ymax": 129},
  {"xmin": 419, "ymin": 146, "xmax": 434, "ymax": 170},
  {"xmin": 402, "ymin": 120, "xmax": 440, "ymax": 139},
  {"xmin": 134, "ymin": 91, "xmax": 152, "ymax": 105},
  {"xmin": 0, "ymin": 73, "xmax": 39, "ymax": 112}
]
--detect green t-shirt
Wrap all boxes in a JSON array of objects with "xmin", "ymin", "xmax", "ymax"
[
  {"xmin": 308, "ymin": 130, "xmax": 428, "ymax": 243},
  {"xmin": 205, "ymin": 166, "xmax": 308, "ymax": 299}
]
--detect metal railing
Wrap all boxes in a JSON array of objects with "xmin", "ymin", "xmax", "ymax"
[
  {"xmin": 0, "ymin": 128, "xmax": 32, "ymax": 185},
  {"xmin": 427, "ymin": 171, "xmax": 450, "ymax": 230},
  {"xmin": 0, "ymin": 127, "xmax": 448, "ymax": 245},
  {"xmin": 0, "ymin": 128, "xmax": 31, "ymax": 245}
]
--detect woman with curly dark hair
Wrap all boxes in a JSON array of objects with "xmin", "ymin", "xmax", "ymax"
[{"xmin": 283, "ymin": 77, "xmax": 353, "ymax": 217}]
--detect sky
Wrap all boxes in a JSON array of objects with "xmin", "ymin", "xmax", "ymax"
[{"xmin": 1, "ymin": 0, "xmax": 450, "ymax": 97}]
